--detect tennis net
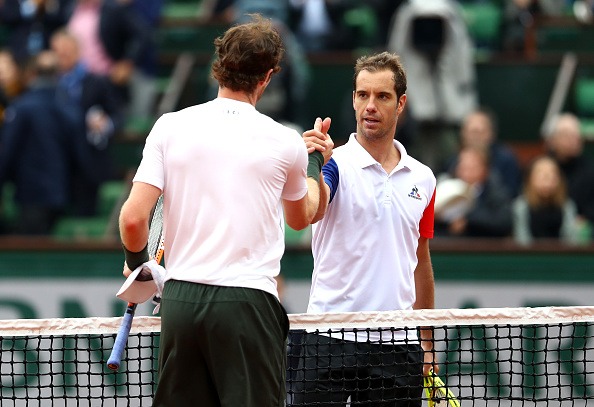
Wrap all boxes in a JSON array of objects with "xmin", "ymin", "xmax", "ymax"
[{"xmin": 1, "ymin": 306, "xmax": 594, "ymax": 406}]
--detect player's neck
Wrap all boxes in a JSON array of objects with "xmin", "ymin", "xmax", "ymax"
[
  {"xmin": 217, "ymin": 73, "xmax": 270, "ymax": 107},
  {"xmin": 356, "ymin": 133, "xmax": 401, "ymax": 173},
  {"xmin": 217, "ymin": 87, "xmax": 259, "ymax": 107}
]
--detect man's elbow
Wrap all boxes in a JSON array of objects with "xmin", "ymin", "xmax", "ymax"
[
  {"xmin": 119, "ymin": 206, "xmax": 148, "ymax": 236},
  {"xmin": 286, "ymin": 217, "xmax": 310, "ymax": 232},
  {"xmin": 311, "ymin": 204, "xmax": 328, "ymax": 224},
  {"xmin": 283, "ymin": 196, "xmax": 318, "ymax": 231}
]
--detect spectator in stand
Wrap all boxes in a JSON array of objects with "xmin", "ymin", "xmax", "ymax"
[
  {"xmin": 366, "ymin": 0, "xmax": 405, "ymax": 47},
  {"xmin": 0, "ymin": 49, "xmax": 24, "ymax": 234},
  {"xmin": 99, "ymin": 0, "xmax": 153, "ymax": 122},
  {"xmin": 512, "ymin": 155, "xmax": 581, "ymax": 246},
  {"xmin": 434, "ymin": 146, "xmax": 513, "ymax": 238},
  {"xmin": 197, "ymin": 0, "xmax": 236, "ymax": 24},
  {"xmin": 51, "ymin": 29, "xmax": 122, "ymax": 217},
  {"xmin": 67, "ymin": 0, "xmax": 152, "ymax": 123},
  {"xmin": 502, "ymin": 0, "xmax": 568, "ymax": 54},
  {"xmin": 0, "ymin": 49, "xmax": 24, "ymax": 125},
  {"xmin": 128, "ymin": 0, "xmax": 163, "ymax": 121},
  {"xmin": 289, "ymin": 0, "xmax": 354, "ymax": 51},
  {"xmin": 388, "ymin": 0, "xmax": 478, "ymax": 170},
  {"xmin": 444, "ymin": 108, "xmax": 522, "ymax": 198},
  {"xmin": 545, "ymin": 113, "xmax": 594, "ymax": 240},
  {"xmin": 0, "ymin": 51, "xmax": 82, "ymax": 235},
  {"xmin": 0, "ymin": 0, "xmax": 74, "ymax": 63},
  {"xmin": 67, "ymin": 0, "xmax": 112, "ymax": 75}
]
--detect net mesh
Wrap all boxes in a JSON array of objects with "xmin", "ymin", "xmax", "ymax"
[
  {"xmin": 1, "ymin": 306, "xmax": 594, "ymax": 406},
  {"xmin": 0, "ymin": 317, "xmax": 160, "ymax": 406}
]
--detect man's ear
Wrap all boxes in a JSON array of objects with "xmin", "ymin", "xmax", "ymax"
[
  {"xmin": 397, "ymin": 94, "xmax": 407, "ymax": 115},
  {"xmin": 262, "ymin": 69, "xmax": 273, "ymax": 85}
]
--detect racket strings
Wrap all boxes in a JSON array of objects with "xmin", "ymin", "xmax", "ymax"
[{"xmin": 147, "ymin": 195, "xmax": 164, "ymax": 259}]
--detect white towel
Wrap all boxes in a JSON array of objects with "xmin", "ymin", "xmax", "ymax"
[{"xmin": 116, "ymin": 259, "xmax": 166, "ymax": 314}]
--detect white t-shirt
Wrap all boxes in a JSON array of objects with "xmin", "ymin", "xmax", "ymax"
[
  {"xmin": 309, "ymin": 134, "xmax": 436, "ymax": 342},
  {"xmin": 133, "ymin": 98, "xmax": 308, "ymax": 298}
]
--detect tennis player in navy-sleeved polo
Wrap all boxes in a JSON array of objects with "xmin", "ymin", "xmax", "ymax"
[{"xmin": 295, "ymin": 51, "xmax": 438, "ymax": 407}]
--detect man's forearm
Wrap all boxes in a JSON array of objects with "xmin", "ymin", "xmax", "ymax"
[
  {"xmin": 305, "ymin": 177, "xmax": 321, "ymax": 223},
  {"xmin": 312, "ymin": 172, "xmax": 329, "ymax": 224}
]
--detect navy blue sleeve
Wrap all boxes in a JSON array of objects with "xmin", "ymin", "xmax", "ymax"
[{"xmin": 322, "ymin": 157, "xmax": 339, "ymax": 204}]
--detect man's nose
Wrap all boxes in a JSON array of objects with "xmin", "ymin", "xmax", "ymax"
[{"xmin": 365, "ymin": 96, "xmax": 377, "ymax": 111}]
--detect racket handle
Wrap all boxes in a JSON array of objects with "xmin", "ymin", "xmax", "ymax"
[
  {"xmin": 154, "ymin": 234, "xmax": 165, "ymax": 264},
  {"xmin": 107, "ymin": 302, "xmax": 137, "ymax": 371}
]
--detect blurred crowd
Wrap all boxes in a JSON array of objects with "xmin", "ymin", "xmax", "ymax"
[
  {"xmin": 0, "ymin": 0, "xmax": 593, "ymax": 245},
  {"xmin": 433, "ymin": 109, "xmax": 594, "ymax": 245},
  {"xmin": 0, "ymin": 0, "xmax": 161, "ymax": 235}
]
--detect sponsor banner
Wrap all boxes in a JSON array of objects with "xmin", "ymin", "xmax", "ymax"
[
  {"xmin": 0, "ymin": 280, "xmax": 155, "ymax": 320},
  {"xmin": 282, "ymin": 281, "xmax": 594, "ymax": 314},
  {"xmin": 1, "ymin": 279, "xmax": 591, "ymax": 320}
]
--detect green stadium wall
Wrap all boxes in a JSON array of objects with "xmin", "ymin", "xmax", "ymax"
[{"xmin": 1, "ymin": 242, "xmax": 593, "ymax": 318}]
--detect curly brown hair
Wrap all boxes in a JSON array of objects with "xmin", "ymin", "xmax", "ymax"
[
  {"xmin": 353, "ymin": 52, "xmax": 407, "ymax": 99},
  {"xmin": 211, "ymin": 14, "xmax": 283, "ymax": 93}
]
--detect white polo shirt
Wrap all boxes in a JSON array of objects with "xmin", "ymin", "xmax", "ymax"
[
  {"xmin": 309, "ymin": 134, "xmax": 436, "ymax": 341},
  {"xmin": 133, "ymin": 98, "xmax": 308, "ymax": 298}
]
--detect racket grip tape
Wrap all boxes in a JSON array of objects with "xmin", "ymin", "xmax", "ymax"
[{"xmin": 107, "ymin": 302, "xmax": 137, "ymax": 371}]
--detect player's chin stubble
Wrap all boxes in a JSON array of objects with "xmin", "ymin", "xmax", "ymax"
[{"xmin": 357, "ymin": 122, "xmax": 387, "ymax": 143}]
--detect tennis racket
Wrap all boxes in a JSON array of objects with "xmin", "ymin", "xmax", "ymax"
[
  {"xmin": 107, "ymin": 195, "xmax": 165, "ymax": 372},
  {"xmin": 424, "ymin": 368, "xmax": 461, "ymax": 407}
]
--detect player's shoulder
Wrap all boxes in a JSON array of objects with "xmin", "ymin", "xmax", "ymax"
[
  {"xmin": 253, "ymin": 113, "xmax": 303, "ymax": 149},
  {"xmin": 257, "ymin": 111, "xmax": 301, "ymax": 135},
  {"xmin": 157, "ymin": 102, "xmax": 227, "ymax": 136},
  {"xmin": 404, "ymin": 153, "xmax": 436, "ymax": 181},
  {"xmin": 333, "ymin": 142, "xmax": 350, "ymax": 155},
  {"xmin": 168, "ymin": 101, "xmax": 213, "ymax": 117},
  {"xmin": 329, "ymin": 138, "xmax": 356, "ymax": 161},
  {"xmin": 157, "ymin": 103, "xmax": 206, "ymax": 124},
  {"xmin": 395, "ymin": 140, "xmax": 434, "ymax": 179}
]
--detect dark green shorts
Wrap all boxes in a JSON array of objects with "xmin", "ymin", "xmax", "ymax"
[{"xmin": 153, "ymin": 279, "xmax": 289, "ymax": 407}]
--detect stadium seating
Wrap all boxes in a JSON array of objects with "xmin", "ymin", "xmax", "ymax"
[
  {"xmin": 52, "ymin": 180, "xmax": 126, "ymax": 240},
  {"xmin": 459, "ymin": 1, "xmax": 502, "ymax": 54},
  {"xmin": 342, "ymin": 5, "xmax": 379, "ymax": 50},
  {"xmin": 161, "ymin": 1, "xmax": 201, "ymax": 20},
  {"xmin": 52, "ymin": 216, "xmax": 110, "ymax": 240}
]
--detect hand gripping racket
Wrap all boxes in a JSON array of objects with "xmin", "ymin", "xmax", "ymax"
[
  {"xmin": 107, "ymin": 195, "xmax": 165, "ymax": 372},
  {"xmin": 424, "ymin": 368, "xmax": 461, "ymax": 407}
]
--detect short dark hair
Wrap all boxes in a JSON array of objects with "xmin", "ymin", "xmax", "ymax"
[
  {"xmin": 211, "ymin": 14, "xmax": 283, "ymax": 93},
  {"xmin": 353, "ymin": 52, "xmax": 407, "ymax": 99}
]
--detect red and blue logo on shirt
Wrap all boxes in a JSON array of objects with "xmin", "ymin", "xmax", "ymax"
[{"xmin": 408, "ymin": 186, "xmax": 422, "ymax": 200}]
